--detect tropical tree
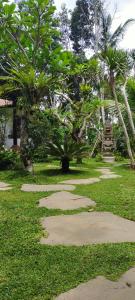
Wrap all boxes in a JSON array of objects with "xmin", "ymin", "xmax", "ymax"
[
  {"xmin": 0, "ymin": 67, "xmax": 53, "ymax": 171},
  {"xmin": 0, "ymin": 0, "xmax": 61, "ymax": 171},
  {"xmin": 70, "ymin": 0, "xmax": 103, "ymax": 54},
  {"xmin": 121, "ymin": 79, "xmax": 135, "ymax": 139},
  {"xmin": 45, "ymin": 134, "xmax": 90, "ymax": 173},
  {"xmin": 59, "ymin": 4, "xmax": 71, "ymax": 51},
  {"xmin": 98, "ymin": 12, "xmax": 134, "ymax": 52},
  {"xmin": 102, "ymin": 48, "xmax": 135, "ymax": 166}
]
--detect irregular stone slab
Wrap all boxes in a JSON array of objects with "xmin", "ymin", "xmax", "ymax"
[
  {"xmin": 56, "ymin": 267, "xmax": 135, "ymax": 300},
  {"xmin": 0, "ymin": 181, "xmax": 10, "ymax": 188},
  {"xmin": 21, "ymin": 184, "xmax": 75, "ymax": 192},
  {"xmin": 0, "ymin": 187, "xmax": 12, "ymax": 191},
  {"xmin": 39, "ymin": 191, "xmax": 96, "ymax": 210},
  {"xmin": 60, "ymin": 178, "xmax": 101, "ymax": 185},
  {"xmin": 0, "ymin": 182, "xmax": 11, "ymax": 191},
  {"xmin": 103, "ymin": 156, "xmax": 115, "ymax": 163},
  {"xmin": 96, "ymin": 168, "xmax": 115, "ymax": 175},
  {"xmin": 100, "ymin": 174, "xmax": 122, "ymax": 179},
  {"xmin": 40, "ymin": 212, "xmax": 135, "ymax": 245}
]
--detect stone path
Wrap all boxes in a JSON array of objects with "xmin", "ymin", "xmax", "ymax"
[
  {"xmin": 21, "ymin": 167, "xmax": 121, "ymax": 192},
  {"xmin": 60, "ymin": 178, "xmax": 101, "ymax": 185},
  {"xmin": 21, "ymin": 166, "xmax": 135, "ymax": 299},
  {"xmin": 97, "ymin": 168, "xmax": 122, "ymax": 179},
  {"xmin": 100, "ymin": 174, "xmax": 122, "ymax": 179},
  {"xmin": 96, "ymin": 168, "xmax": 115, "ymax": 175},
  {"xmin": 0, "ymin": 182, "xmax": 12, "ymax": 191},
  {"xmin": 39, "ymin": 191, "xmax": 96, "ymax": 210},
  {"xmin": 40, "ymin": 212, "xmax": 135, "ymax": 245},
  {"xmin": 56, "ymin": 267, "xmax": 135, "ymax": 300},
  {"xmin": 21, "ymin": 184, "xmax": 75, "ymax": 192}
]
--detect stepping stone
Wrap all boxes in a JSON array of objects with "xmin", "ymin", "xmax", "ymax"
[
  {"xmin": 96, "ymin": 168, "xmax": 115, "ymax": 175},
  {"xmin": 0, "ymin": 182, "xmax": 12, "ymax": 191},
  {"xmin": 60, "ymin": 178, "xmax": 101, "ymax": 185},
  {"xmin": 39, "ymin": 191, "xmax": 96, "ymax": 210},
  {"xmin": 0, "ymin": 187, "xmax": 12, "ymax": 191},
  {"xmin": 56, "ymin": 267, "xmax": 135, "ymax": 300},
  {"xmin": 21, "ymin": 184, "xmax": 75, "ymax": 192},
  {"xmin": 103, "ymin": 156, "xmax": 115, "ymax": 163},
  {"xmin": 40, "ymin": 212, "xmax": 135, "ymax": 245},
  {"xmin": 100, "ymin": 174, "xmax": 122, "ymax": 179}
]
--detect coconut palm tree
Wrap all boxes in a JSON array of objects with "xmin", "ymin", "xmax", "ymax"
[
  {"xmin": 98, "ymin": 12, "xmax": 134, "ymax": 52},
  {"xmin": 102, "ymin": 48, "xmax": 135, "ymax": 167}
]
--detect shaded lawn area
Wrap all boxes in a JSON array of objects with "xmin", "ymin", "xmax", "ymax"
[{"xmin": 1, "ymin": 160, "xmax": 135, "ymax": 300}]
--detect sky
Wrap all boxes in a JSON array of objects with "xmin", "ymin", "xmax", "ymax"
[{"xmin": 54, "ymin": 0, "xmax": 135, "ymax": 50}]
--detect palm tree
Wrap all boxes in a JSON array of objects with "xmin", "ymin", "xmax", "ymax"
[
  {"xmin": 97, "ymin": 12, "xmax": 134, "ymax": 126},
  {"xmin": 121, "ymin": 79, "xmax": 135, "ymax": 139},
  {"xmin": 98, "ymin": 12, "xmax": 134, "ymax": 52},
  {"xmin": 103, "ymin": 48, "xmax": 135, "ymax": 167},
  {"xmin": 130, "ymin": 49, "xmax": 135, "ymax": 77},
  {"xmin": 45, "ymin": 134, "xmax": 90, "ymax": 173},
  {"xmin": 0, "ymin": 66, "xmax": 51, "ymax": 172}
]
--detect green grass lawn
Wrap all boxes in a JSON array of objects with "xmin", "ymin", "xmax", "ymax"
[{"xmin": 1, "ymin": 159, "xmax": 135, "ymax": 300}]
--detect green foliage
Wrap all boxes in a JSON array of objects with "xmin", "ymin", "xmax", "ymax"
[
  {"xmin": 127, "ymin": 78, "xmax": 135, "ymax": 111},
  {"xmin": 70, "ymin": 0, "xmax": 102, "ymax": 53},
  {"xmin": 95, "ymin": 153, "xmax": 103, "ymax": 162},
  {"xmin": 0, "ymin": 0, "xmax": 59, "ymax": 68},
  {"xmin": 0, "ymin": 149, "xmax": 20, "ymax": 170},
  {"xmin": 114, "ymin": 152, "xmax": 124, "ymax": 162},
  {"xmin": 45, "ymin": 134, "xmax": 90, "ymax": 162},
  {"xmin": 99, "ymin": 12, "xmax": 135, "ymax": 52},
  {"xmin": 102, "ymin": 48, "xmax": 131, "ymax": 79},
  {"xmin": 113, "ymin": 126, "xmax": 128, "ymax": 157}
]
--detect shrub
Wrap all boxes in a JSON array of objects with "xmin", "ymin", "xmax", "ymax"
[
  {"xmin": 114, "ymin": 152, "xmax": 124, "ymax": 162},
  {"xmin": 95, "ymin": 153, "xmax": 103, "ymax": 162},
  {"xmin": 0, "ymin": 149, "xmax": 21, "ymax": 170}
]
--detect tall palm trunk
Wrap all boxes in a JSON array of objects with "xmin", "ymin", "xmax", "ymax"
[
  {"xmin": 121, "ymin": 82, "xmax": 135, "ymax": 138},
  {"xmin": 20, "ymin": 113, "xmax": 33, "ymax": 173},
  {"xmin": 110, "ymin": 73, "xmax": 135, "ymax": 166}
]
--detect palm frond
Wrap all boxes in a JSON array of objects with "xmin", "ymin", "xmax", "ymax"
[{"xmin": 110, "ymin": 19, "xmax": 135, "ymax": 47}]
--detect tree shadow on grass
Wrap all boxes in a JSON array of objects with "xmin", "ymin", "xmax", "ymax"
[{"xmin": 37, "ymin": 168, "xmax": 85, "ymax": 177}]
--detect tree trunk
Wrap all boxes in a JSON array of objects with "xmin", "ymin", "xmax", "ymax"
[
  {"xmin": 111, "ymin": 79, "xmax": 135, "ymax": 167},
  {"xmin": 61, "ymin": 156, "xmax": 70, "ymax": 173},
  {"xmin": 90, "ymin": 132, "xmax": 101, "ymax": 157},
  {"xmin": 76, "ymin": 156, "xmax": 82, "ymax": 164},
  {"xmin": 20, "ymin": 114, "xmax": 33, "ymax": 173},
  {"xmin": 121, "ymin": 83, "xmax": 135, "ymax": 138},
  {"xmin": 13, "ymin": 104, "xmax": 18, "ymax": 146}
]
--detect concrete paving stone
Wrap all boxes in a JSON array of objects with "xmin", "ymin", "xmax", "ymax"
[
  {"xmin": 0, "ymin": 187, "xmax": 12, "ymax": 191},
  {"xmin": 21, "ymin": 184, "xmax": 75, "ymax": 192},
  {"xmin": 56, "ymin": 267, "xmax": 135, "ymax": 300},
  {"xmin": 0, "ymin": 182, "xmax": 12, "ymax": 190},
  {"xmin": 96, "ymin": 168, "xmax": 115, "ymax": 175},
  {"xmin": 39, "ymin": 191, "xmax": 96, "ymax": 210},
  {"xmin": 100, "ymin": 174, "xmax": 122, "ymax": 179},
  {"xmin": 40, "ymin": 212, "xmax": 135, "ymax": 246},
  {"xmin": 60, "ymin": 178, "xmax": 101, "ymax": 185},
  {"xmin": 0, "ymin": 181, "xmax": 10, "ymax": 188}
]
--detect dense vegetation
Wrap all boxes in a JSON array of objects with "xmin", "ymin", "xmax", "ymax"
[
  {"xmin": 0, "ymin": 0, "xmax": 135, "ymax": 170},
  {"xmin": 0, "ymin": 1, "xmax": 135, "ymax": 299}
]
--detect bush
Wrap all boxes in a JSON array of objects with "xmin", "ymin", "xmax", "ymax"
[
  {"xmin": 95, "ymin": 153, "xmax": 103, "ymax": 162},
  {"xmin": 0, "ymin": 149, "xmax": 21, "ymax": 170},
  {"xmin": 114, "ymin": 152, "xmax": 124, "ymax": 162}
]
